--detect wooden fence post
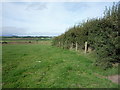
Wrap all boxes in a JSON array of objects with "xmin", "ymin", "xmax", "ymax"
[
  {"xmin": 59, "ymin": 41, "xmax": 61, "ymax": 47},
  {"xmin": 70, "ymin": 42, "xmax": 73, "ymax": 50},
  {"xmin": 85, "ymin": 42, "xmax": 87, "ymax": 53},
  {"xmin": 76, "ymin": 42, "xmax": 78, "ymax": 51}
]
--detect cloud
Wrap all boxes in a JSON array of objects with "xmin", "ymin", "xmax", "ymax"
[
  {"xmin": 25, "ymin": 31, "xmax": 62, "ymax": 36},
  {"xmin": 2, "ymin": 27, "xmax": 27, "ymax": 36},
  {"xmin": 2, "ymin": 2, "xmax": 114, "ymax": 36},
  {"xmin": 26, "ymin": 2, "xmax": 48, "ymax": 11}
]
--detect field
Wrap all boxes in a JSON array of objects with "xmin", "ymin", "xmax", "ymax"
[
  {"xmin": 2, "ymin": 40, "xmax": 119, "ymax": 88},
  {"xmin": 1, "ymin": 37, "xmax": 51, "ymax": 44}
]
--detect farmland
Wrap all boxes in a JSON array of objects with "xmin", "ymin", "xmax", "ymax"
[
  {"xmin": 1, "ymin": 36, "xmax": 52, "ymax": 44},
  {"xmin": 2, "ymin": 39, "xmax": 119, "ymax": 88}
]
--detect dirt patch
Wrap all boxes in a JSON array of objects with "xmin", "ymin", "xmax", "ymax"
[
  {"xmin": 107, "ymin": 75, "xmax": 120, "ymax": 84},
  {"xmin": 94, "ymin": 73, "xmax": 120, "ymax": 84}
]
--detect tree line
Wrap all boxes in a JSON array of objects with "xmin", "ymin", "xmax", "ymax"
[
  {"xmin": 52, "ymin": 2, "xmax": 120, "ymax": 69},
  {"xmin": 2, "ymin": 36, "xmax": 52, "ymax": 38}
]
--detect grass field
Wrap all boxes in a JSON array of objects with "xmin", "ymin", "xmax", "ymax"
[
  {"xmin": 2, "ymin": 41, "xmax": 119, "ymax": 88},
  {"xmin": 1, "ymin": 37, "xmax": 52, "ymax": 44}
]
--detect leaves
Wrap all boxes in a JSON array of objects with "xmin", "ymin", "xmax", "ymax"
[{"xmin": 53, "ymin": 2, "xmax": 120, "ymax": 69}]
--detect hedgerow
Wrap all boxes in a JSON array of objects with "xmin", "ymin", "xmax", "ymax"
[{"xmin": 52, "ymin": 2, "xmax": 120, "ymax": 69}]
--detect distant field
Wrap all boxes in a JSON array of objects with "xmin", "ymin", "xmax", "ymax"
[
  {"xmin": 2, "ymin": 41, "xmax": 119, "ymax": 88},
  {"xmin": 1, "ymin": 37, "xmax": 52, "ymax": 44},
  {"xmin": 2, "ymin": 38, "xmax": 51, "ymax": 41}
]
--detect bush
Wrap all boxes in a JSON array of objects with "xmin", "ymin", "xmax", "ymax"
[{"xmin": 52, "ymin": 2, "xmax": 120, "ymax": 69}]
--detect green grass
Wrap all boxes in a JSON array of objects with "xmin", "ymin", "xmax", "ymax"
[{"xmin": 2, "ymin": 42, "xmax": 119, "ymax": 88}]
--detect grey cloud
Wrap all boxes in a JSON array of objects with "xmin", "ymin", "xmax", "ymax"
[
  {"xmin": 26, "ymin": 3, "xmax": 47, "ymax": 11},
  {"xmin": 1, "ymin": 27, "xmax": 60, "ymax": 36},
  {"xmin": 27, "ymin": 32, "xmax": 61, "ymax": 36},
  {"xmin": 1, "ymin": 27, "xmax": 27, "ymax": 36}
]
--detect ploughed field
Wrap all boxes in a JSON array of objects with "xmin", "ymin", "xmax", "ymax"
[{"xmin": 2, "ymin": 41, "xmax": 119, "ymax": 88}]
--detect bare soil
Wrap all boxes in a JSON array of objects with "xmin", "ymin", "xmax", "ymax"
[
  {"xmin": 107, "ymin": 75, "xmax": 120, "ymax": 84},
  {"xmin": 94, "ymin": 73, "xmax": 119, "ymax": 84}
]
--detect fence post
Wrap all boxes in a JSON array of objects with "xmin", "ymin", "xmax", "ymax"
[
  {"xmin": 85, "ymin": 42, "xmax": 87, "ymax": 53},
  {"xmin": 76, "ymin": 42, "xmax": 78, "ymax": 51},
  {"xmin": 59, "ymin": 41, "xmax": 61, "ymax": 47},
  {"xmin": 70, "ymin": 42, "xmax": 73, "ymax": 50}
]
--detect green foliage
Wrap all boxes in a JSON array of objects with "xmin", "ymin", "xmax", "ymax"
[{"xmin": 52, "ymin": 2, "xmax": 120, "ymax": 69}]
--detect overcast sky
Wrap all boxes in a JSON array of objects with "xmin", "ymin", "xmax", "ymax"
[{"xmin": 1, "ymin": 2, "xmax": 115, "ymax": 36}]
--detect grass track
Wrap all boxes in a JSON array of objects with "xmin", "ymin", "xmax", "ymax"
[{"xmin": 2, "ymin": 43, "xmax": 119, "ymax": 88}]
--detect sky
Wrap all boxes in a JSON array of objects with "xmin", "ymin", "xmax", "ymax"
[{"xmin": 1, "ymin": 1, "xmax": 115, "ymax": 36}]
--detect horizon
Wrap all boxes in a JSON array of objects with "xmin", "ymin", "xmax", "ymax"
[{"xmin": 1, "ymin": 35, "xmax": 56, "ymax": 37}]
